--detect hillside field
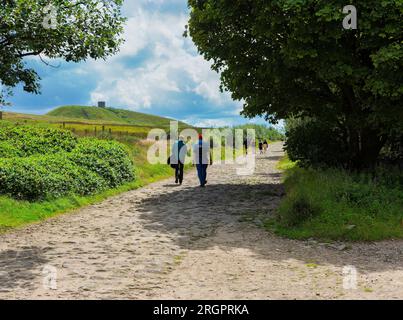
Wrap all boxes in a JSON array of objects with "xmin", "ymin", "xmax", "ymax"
[{"xmin": 2, "ymin": 106, "xmax": 194, "ymax": 140}]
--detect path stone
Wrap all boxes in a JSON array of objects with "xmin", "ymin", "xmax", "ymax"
[{"xmin": 0, "ymin": 142, "xmax": 401, "ymax": 299}]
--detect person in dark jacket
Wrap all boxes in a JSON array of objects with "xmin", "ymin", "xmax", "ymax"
[
  {"xmin": 171, "ymin": 136, "xmax": 187, "ymax": 185},
  {"xmin": 258, "ymin": 140, "xmax": 263, "ymax": 154}
]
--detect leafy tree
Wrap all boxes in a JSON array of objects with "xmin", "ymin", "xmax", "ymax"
[
  {"xmin": 0, "ymin": 0, "xmax": 125, "ymax": 105},
  {"xmin": 187, "ymin": 0, "xmax": 403, "ymax": 169}
]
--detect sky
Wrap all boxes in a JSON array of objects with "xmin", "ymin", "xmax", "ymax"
[{"xmin": 5, "ymin": 0, "xmax": 271, "ymax": 128}]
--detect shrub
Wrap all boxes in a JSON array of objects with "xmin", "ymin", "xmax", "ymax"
[
  {"xmin": 70, "ymin": 138, "xmax": 135, "ymax": 187},
  {"xmin": 0, "ymin": 154, "xmax": 107, "ymax": 200},
  {"xmin": 0, "ymin": 126, "xmax": 135, "ymax": 201},
  {"xmin": 0, "ymin": 141, "xmax": 22, "ymax": 158},
  {"xmin": 285, "ymin": 118, "xmax": 348, "ymax": 168},
  {"xmin": 0, "ymin": 126, "xmax": 77, "ymax": 157}
]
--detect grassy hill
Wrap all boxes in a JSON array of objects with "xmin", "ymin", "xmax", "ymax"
[{"xmin": 47, "ymin": 105, "xmax": 189, "ymax": 127}]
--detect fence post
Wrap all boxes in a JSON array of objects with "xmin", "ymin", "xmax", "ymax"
[
  {"xmin": 0, "ymin": 111, "xmax": 2, "ymax": 120},
  {"xmin": 94, "ymin": 127, "xmax": 97, "ymax": 136}
]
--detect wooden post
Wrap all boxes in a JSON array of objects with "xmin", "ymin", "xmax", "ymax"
[
  {"xmin": 102, "ymin": 125, "xmax": 105, "ymax": 133},
  {"xmin": 63, "ymin": 122, "xmax": 65, "ymax": 128},
  {"xmin": 109, "ymin": 128, "xmax": 112, "ymax": 135},
  {"xmin": 94, "ymin": 127, "xmax": 97, "ymax": 136},
  {"xmin": 0, "ymin": 111, "xmax": 3, "ymax": 120}
]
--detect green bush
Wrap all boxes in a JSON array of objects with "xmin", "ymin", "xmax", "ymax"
[
  {"xmin": 70, "ymin": 138, "xmax": 135, "ymax": 187},
  {"xmin": 0, "ymin": 126, "xmax": 135, "ymax": 200},
  {"xmin": 285, "ymin": 118, "xmax": 348, "ymax": 168},
  {"xmin": 0, "ymin": 154, "xmax": 107, "ymax": 200},
  {"xmin": 0, "ymin": 141, "xmax": 22, "ymax": 158},
  {"xmin": 0, "ymin": 126, "xmax": 77, "ymax": 157}
]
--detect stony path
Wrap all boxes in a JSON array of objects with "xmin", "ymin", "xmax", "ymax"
[{"xmin": 0, "ymin": 142, "xmax": 402, "ymax": 299}]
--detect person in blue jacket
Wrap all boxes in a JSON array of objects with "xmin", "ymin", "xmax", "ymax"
[{"xmin": 193, "ymin": 134, "xmax": 212, "ymax": 187}]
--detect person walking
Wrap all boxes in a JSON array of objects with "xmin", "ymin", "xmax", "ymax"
[
  {"xmin": 243, "ymin": 138, "xmax": 248, "ymax": 155},
  {"xmin": 263, "ymin": 140, "xmax": 269, "ymax": 153},
  {"xmin": 258, "ymin": 140, "xmax": 263, "ymax": 154},
  {"xmin": 193, "ymin": 133, "xmax": 211, "ymax": 187},
  {"xmin": 170, "ymin": 136, "xmax": 187, "ymax": 185}
]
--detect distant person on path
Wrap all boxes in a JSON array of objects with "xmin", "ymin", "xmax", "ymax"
[
  {"xmin": 263, "ymin": 140, "xmax": 269, "ymax": 153},
  {"xmin": 193, "ymin": 134, "xmax": 212, "ymax": 187},
  {"xmin": 243, "ymin": 138, "xmax": 248, "ymax": 155},
  {"xmin": 258, "ymin": 140, "xmax": 263, "ymax": 154},
  {"xmin": 170, "ymin": 136, "xmax": 187, "ymax": 185}
]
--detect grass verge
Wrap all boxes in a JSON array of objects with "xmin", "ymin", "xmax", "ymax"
[{"xmin": 264, "ymin": 156, "xmax": 403, "ymax": 241}]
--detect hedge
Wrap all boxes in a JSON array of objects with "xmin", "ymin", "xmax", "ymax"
[
  {"xmin": 70, "ymin": 138, "xmax": 135, "ymax": 188},
  {"xmin": 0, "ymin": 126, "xmax": 78, "ymax": 157},
  {"xmin": 0, "ymin": 154, "xmax": 107, "ymax": 200},
  {"xmin": 0, "ymin": 126, "xmax": 135, "ymax": 200}
]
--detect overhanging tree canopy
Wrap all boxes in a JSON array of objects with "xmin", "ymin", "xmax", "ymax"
[
  {"xmin": 0, "ymin": 0, "xmax": 125, "ymax": 105},
  {"xmin": 187, "ymin": 0, "xmax": 403, "ymax": 169}
]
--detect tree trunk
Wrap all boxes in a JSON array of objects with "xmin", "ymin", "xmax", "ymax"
[
  {"xmin": 341, "ymin": 86, "xmax": 386, "ymax": 171},
  {"xmin": 346, "ymin": 125, "xmax": 386, "ymax": 171}
]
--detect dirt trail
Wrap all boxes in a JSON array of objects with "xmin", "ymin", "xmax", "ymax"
[{"xmin": 0, "ymin": 142, "xmax": 402, "ymax": 299}]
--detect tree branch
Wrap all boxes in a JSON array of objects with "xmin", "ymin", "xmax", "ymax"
[{"xmin": 18, "ymin": 50, "xmax": 44, "ymax": 58}]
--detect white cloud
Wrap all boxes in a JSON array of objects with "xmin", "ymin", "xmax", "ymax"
[{"xmin": 87, "ymin": 2, "xmax": 238, "ymax": 115}]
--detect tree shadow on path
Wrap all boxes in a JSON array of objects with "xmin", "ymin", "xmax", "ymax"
[
  {"xmin": 135, "ymin": 182, "xmax": 402, "ymax": 274},
  {"xmin": 0, "ymin": 246, "xmax": 48, "ymax": 292}
]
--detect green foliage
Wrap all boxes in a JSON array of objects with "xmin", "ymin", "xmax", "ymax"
[
  {"xmin": 0, "ymin": 125, "xmax": 134, "ymax": 201},
  {"xmin": 0, "ymin": 0, "xmax": 125, "ymax": 104},
  {"xmin": 0, "ymin": 141, "xmax": 21, "ymax": 158},
  {"xmin": 0, "ymin": 125, "xmax": 77, "ymax": 157},
  {"xmin": 268, "ymin": 162, "xmax": 403, "ymax": 241},
  {"xmin": 187, "ymin": 0, "xmax": 403, "ymax": 169},
  {"xmin": 276, "ymin": 155, "xmax": 297, "ymax": 171},
  {"xmin": 278, "ymin": 196, "xmax": 321, "ymax": 228},
  {"xmin": 70, "ymin": 138, "xmax": 135, "ymax": 188},
  {"xmin": 0, "ymin": 153, "xmax": 107, "ymax": 200},
  {"xmin": 285, "ymin": 117, "xmax": 349, "ymax": 168}
]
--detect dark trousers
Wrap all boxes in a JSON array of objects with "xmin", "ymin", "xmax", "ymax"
[
  {"xmin": 196, "ymin": 164, "xmax": 208, "ymax": 186},
  {"xmin": 175, "ymin": 163, "xmax": 184, "ymax": 183}
]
